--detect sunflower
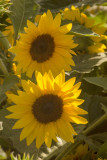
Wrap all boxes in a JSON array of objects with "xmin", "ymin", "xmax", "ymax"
[
  {"xmin": 62, "ymin": 143, "xmax": 97, "ymax": 160},
  {"xmin": 61, "ymin": 6, "xmax": 107, "ymax": 54},
  {"xmin": 9, "ymin": 10, "xmax": 77, "ymax": 77},
  {"xmin": 88, "ymin": 42, "xmax": 106, "ymax": 54},
  {"xmin": 61, "ymin": 6, "xmax": 94, "ymax": 28},
  {"xmin": 6, "ymin": 71, "xmax": 88, "ymax": 148}
]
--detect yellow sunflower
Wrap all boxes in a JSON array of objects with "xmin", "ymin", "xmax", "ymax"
[
  {"xmin": 88, "ymin": 42, "xmax": 106, "ymax": 54},
  {"xmin": 62, "ymin": 143, "xmax": 97, "ymax": 160},
  {"xmin": 61, "ymin": 6, "xmax": 107, "ymax": 54},
  {"xmin": 6, "ymin": 71, "xmax": 88, "ymax": 148},
  {"xmin": 9, "ymin": 10, "xmax": 77, "ymax": 77},
  {"xmin": 61, "ymin": 6, "xmax": 94, "ymax": 28}
]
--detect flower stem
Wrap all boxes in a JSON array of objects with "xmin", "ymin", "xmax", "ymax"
[
  {"xmin": 0, "ymin": 58, "xmax": 8, "ymax": 76},
  {"xmin": 55, "ymin": 113, "xmax": 107, "ymax": 160},
  {"xmin": 83, "ymin": 113, "xmax": 107, "ymax": 136}
]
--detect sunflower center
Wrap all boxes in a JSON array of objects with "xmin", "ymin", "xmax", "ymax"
[
  {"xmin": 30, "ymin": 34, "xmax": 55, "ymax": 63},
  {"xmin": 32, "ymin": 94, "xmax": 63, "ymax": 124}
]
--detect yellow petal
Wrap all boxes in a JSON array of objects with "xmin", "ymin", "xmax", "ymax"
[
  {"xmin": 45, "ymin": 123, "xmax": 57, "ymax": 147},
  {"xmin": 12, "ymin": 113, "xmax": 34, "ymax": 129},
  {"xmin": 62, "ymin": 77, "xmax": 76, "ymax": 92},
  {"xmin": 64, "ymin": 105, "xmax": 88, "ymax": 115},
  {"xmin": 35, "ymin": 72, "xmax": 44, "ymax": 90},
  {"xmin": 47, "ymin": 10, "xmax": 53, "ymax": 21},
  {"xmin": 26, "ymin": 122, "xmax": 40, "ymax": 146},
  {"xmin": 20, "ymin": 120, "xmax": 37, "ymax": 141},
  {"xmin": 53, "ymin": 13, "xmax": 61, "ymax": 29},
  {"xmin": 60, "ymin": 23, "xmax": 72, "ymax": 34},
  {"xmin": 5, "ymin": 112, "xmax": 24, "ymax": 119},
  {"xmin": 36, "ymin": 125, "xmax": 45, "ymax": 148},
  {"xmin": 70, "ymin": 115, "xmax": 88, "ymax": 124},
  {"xmin": 56, "ymin": 119, "xmax": 75, "ymax": 142}
]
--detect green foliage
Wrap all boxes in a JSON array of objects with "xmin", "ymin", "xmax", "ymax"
[
  {"xmin": 98, "ymin": 141, "xmax": 107, "ymax": 158},
  {"xmin": 71, "ymin": 53, "xmax": 107, "ymax": 73},
  {"xmin": 83, "ymin": 77, "xmax": 107, "ymax": 90},
  {"xmin": 37, "ymin": 0, "xmax": 107, "ymax": 12},
  {"xmin": 10, "ymin": 0, "xmax": 39, "ymax": 42},
  {"xmin": 0, "ymin": 0, "xmax": 11, "ymax": 17},
  {"xmin": 10, "ymin": 153, "xmax": 34, "ymax": 160},
  {"xmin": 0, "ymin": 74, "xmax": 19, "ymax": 105},
  {"xmin": 0, "ymin": 0, "xmax": 107, "ymax": 160},
  {"xmin": 0, "ymin": 74, "xmax": 19, "ymax": 94},
  {"xmin": 0, "ymin": 31, "xmax": 10, "ymax": 50},
  {"xmin": 0, "ymin": 0, "xmax": 12, "ymax": 31}
]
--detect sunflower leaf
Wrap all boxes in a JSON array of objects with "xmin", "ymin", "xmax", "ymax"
[
  {"xmin": 62, "ymin": 20, "xmax": 97, "ymax": 37},
  {"xmin": 10, "ymin": 0, "xmax": 39, "ymax": 42},
  {"xmin": 101, "ymin": 103, "xmax": 107, "ymax": 113},
  {"xmin": 98, "ymin": 141, "xmax": 107, "ymax": 158},
  {"xmin": 83, "ymin": 77, "xmax": 107, "ymax": 90},
  {"xmin": 0, "ymin": 74, "xmax": 19, "ymax": 95},
  {"xmin": 81, "ymin": 93, "xmax": 106, "ymax": 125},
  {"xmin": 0, "ymin": 31, "xmax": 10, "ymax": 50},
  {"xmin": 0, "ymin": 94, "xmax": 6, "ymax": 105},
  {"xmin": 38, "ymin": 0, "xmax": 107, "ymax": 13},
  {"xmin": 71, "ymin": 53, "xmax": 107, "ymax": 73}
]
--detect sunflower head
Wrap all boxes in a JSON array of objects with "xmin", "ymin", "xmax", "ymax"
[
  {"xmin": 62, "ymin": 143, "xmax": 97, "ymax": 160},
  {"xmin": 9, "ymin": 10, "xmax": 77, "ymax": 77},
  {"xmin": 88, "ymin": 42, "xmax": 106, "ymax": 54},
  {"xmin": 6, "ymin": 71, "xmax": 88, "ymax": 148}
]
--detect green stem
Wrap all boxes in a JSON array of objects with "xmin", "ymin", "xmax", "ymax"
[
  {"xmin": 55, "ymin": 113, "xmax": 107, "ymax": 160},
  {"xmin": 83, "ymin": 113, "xmax": 107, "ymax": 136},
  {"xmin": 0, "ymin": 58, "xmax": 8, "ymax": 76},
  {"xmin": 0, "ymin": 58, "xmax": 20, "ymax": 91},
  {"xmin": 55, "ymin": 140, "xmax": 81, "ymax": 160}
]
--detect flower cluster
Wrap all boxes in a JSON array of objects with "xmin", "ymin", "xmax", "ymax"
[
  {"xmin": 61, "ymin": 6, "xmax": 107, "ymax": 54},
  {"xmin": 5, "ymin": 10, "xmax": 89, "ymax": 148}
]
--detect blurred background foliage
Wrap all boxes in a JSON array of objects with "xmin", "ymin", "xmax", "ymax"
[{"xmin": 0, "ymin": 0, "xmax": 107, "ymax": 159}]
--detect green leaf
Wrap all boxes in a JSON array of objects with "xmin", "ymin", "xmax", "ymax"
[
  {"xmin": 98, "ymin": 141, "xmax": 107, "ymax": 158},
  {"xmin": 0, "ymin": 74, "xmax": 19, "ymax": 95},
  {"xmin": 0, "ymin": 136, "xmax": 12, "ymax": 150},
  {"xmin": 0, "ymin": 94, "xmax": 6, "ymax": 105},
  {"xmin": 10, "ymin": 0, "xmax": 39, "ymax": 42},
  {"xmin": 0, "ymin": 58, "xmax": 8, "ymax": 75},
  {"xmin": 81, "ymin": 153, "xmax": 92, "ymax": 160},
  {"xmin": 72, "ymin": 53, "xmax": 107, "ymax": 73},
  {"xmin": 81, "ymin": 93, "xmax": 105, "ymax": 124},
  {"xmin": 90, "ymin": 132, "xmax": 107, "ymax": 142},
  {"xmin": 71, "ymin": 21, "xmax": 96, "ymax": 36},
  {"xmin": 101, "ymin": 103, "xmax": 107, "ymax": 113},
  {"xmin": 83, "ymin": 77, "xmax": 107, "ymax": 90},
  {"xmin": 0, "ymin": 31, "xmax": 10, "ymax": 50},
  {"xmin": 62, "ymin": 20, "xmax": 98, "ymax": 37},
  {"xmin": 38, "ymin": 0, "xmax": 78, "ymax": 13},
  {"xmin": 38, "ymin": 0, "xmax": 107, "ymax": 13}
]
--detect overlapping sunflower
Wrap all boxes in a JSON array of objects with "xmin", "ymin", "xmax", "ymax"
[
  {"xmin": 6, "ymin": 71, "xmax": 87, "ymax": 148},
  {"xmin": 9, "ymin": 10, "xmax": 77, "ymax": 77}
]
